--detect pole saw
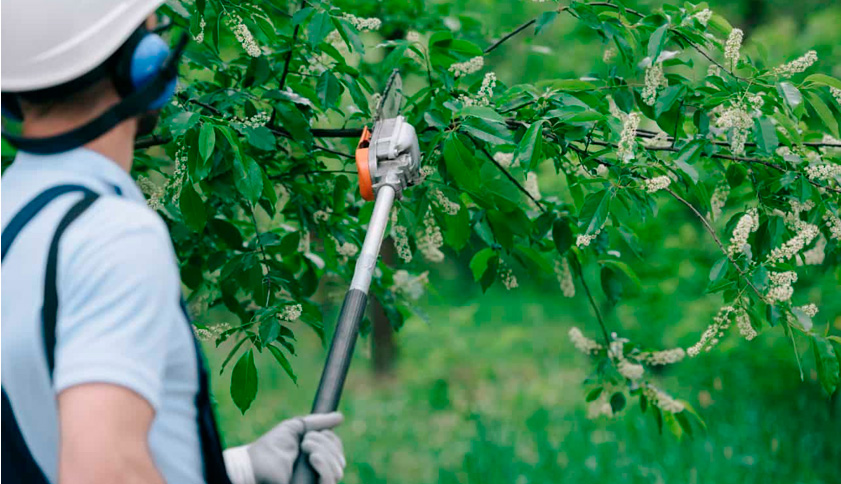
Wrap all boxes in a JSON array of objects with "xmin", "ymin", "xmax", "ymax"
[{"xmin": 290, "ymin": 69, "xmax": 421, "ymax": 484}]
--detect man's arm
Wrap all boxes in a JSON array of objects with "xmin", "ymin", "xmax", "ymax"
[{"xmin": 57, "ymin": 383, "xmax": 164, "ymax": 484}]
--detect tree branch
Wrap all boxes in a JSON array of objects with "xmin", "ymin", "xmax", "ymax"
[
  {"xmin": 473, "ymin": 139, "xmax": 548, "ymax": 213},
  {"xmin": 484, "ymin": 19, "xmax": 537, "ymax": 55},
  {"xmin": 279, "ymin": 0, "xmax": 307, "ymax": 91}
]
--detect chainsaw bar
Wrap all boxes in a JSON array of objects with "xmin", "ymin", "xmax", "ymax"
[{"xmin": 376, "ymin": 69, "xmax": 403, "ymax": 121}]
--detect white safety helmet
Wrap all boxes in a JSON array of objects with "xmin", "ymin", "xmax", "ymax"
[{"xmin": 1, "ymin": 0, "xmax": 165, "ymax": 92}]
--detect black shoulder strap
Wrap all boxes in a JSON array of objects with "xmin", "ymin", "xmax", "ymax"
[
  {"xmin": 2, "ymin": 185, "xmax": 96, "ymax": 262},
  {"xmin": 41, "ymin": 193, "xmax": 100, "ymax": 378},
  {"xmin": 1, "ymin": 389, "xmax": 51, "ymax": 484}
]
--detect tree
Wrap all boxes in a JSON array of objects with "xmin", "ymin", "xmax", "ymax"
[{"xmin": 131, "ymin": 0, "xmax": 841, "ymax": 431}]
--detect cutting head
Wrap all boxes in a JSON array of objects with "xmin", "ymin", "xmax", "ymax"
[{"xmin": 355, "ymin": 70, "xmax": 422, "ymax": 201}]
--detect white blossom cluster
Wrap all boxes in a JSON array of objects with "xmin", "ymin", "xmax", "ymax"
[
  {"xmin": 832, "ymin": 87, "xmax": 841, "ymax": 106},
  {"xmin": 801, "ymin": 235, "xmax": 826, "ymax": 265},
  {"xmin": 709, "ymin": 183, "xmax": 730, "ymax": 220},
  {"xmin": 430, "ymin": 189, "xmax": 461, "ymax": 215},
  {"xmin": 576, "ymin": 231, "xmax": 600, "ymax": 248},
  {"xmin": 644, "ymin": 384, "xmax": 685, "ymax": 413},
  {"xmin": 596, "ymin": 164, "xmax": 609, "ymax": 176},
  {"xmin": 242, "ymin": 111, "xmax": 270, "ymax": 128},
  {"xmin": 417, "ymin": 211, "xmax": 445, "ymax": 262},
  {"xmin": 642, "ymin": 63, "xmax": 668, "ymax": 106},
  {"xmin": 419, "ymin": 165, "xmax": 436, "ymax": 182},
  {"xmin": 555, "ymin": 258, "xmax": 575, "ymax": 298},
  {"xmin": 137, "ymin": 176, "xmax": 164, "ymax": 211},
  {"xmin": 341, "ymin": 13, "xmax": 381, "ymax": 31},
  {"xmin": 688, "ymin": 305, "xmax": 735, "ymax": 357},
  {"xmin": 460, "ymin": 72, "xmax": 497, "ymax": 107},
  {"xmin": 587, "ymin": 391, "xmax": 615, "ymax": 419},
  {"xmin": 644, "ymin": 131, "xmax": 670, "ymax": 148},
  {"xmin": 617, "ymin": 112, "xmax": 640, "ymax": 162},
  {"xmin": 804, "ymin": 163, "xmax": 841, "ymax": 181},
  {"xmin": 569, "ymin": 327, "xmax": 603, "ymax": 355},
  {"xmin": 645, "ymin": 175, "xmax": 671, "ymax": 193},
  {"xmin": 226, "ymin": 14, "xmax": 261, "ymax": 57},
  {"xmin": 313, "ymin": 209, "xmax": 331, "ymax": 222},
  {"xmin": 774, "ymin": 50, "xmax": 818, "ymax": 78},
  {"xmin": 824, "ymin": 212, "xmax": 841, "ymax": 240},
  {"xmin": 525, "ymin": 172, "xmax": 542, "ymax": 201},
  {"xmin": 393, "ymin": 270, "xmax": 429, "ymax": 301},
  {"xmin": 617, "ymin": 359, "xmax": 645, "ymax": 381},
  {"xmin": 735, "ymin": 310, "xmax": 756, "ymax": 341},
  {"xmin": 331, "ymin": 235, "xmax": 359, "ymax": 259},
  {"xmin": 279, "ymin": 304, "xmax": 303, "ymax": 322},
  {"xmin": 194, "ymin": 323, "xmax": 232, "ymax": 342},
  {"xmin": 798, "ymin": 303, "xmax": 819, "ymax": 318},
  {"xmin": 194, "ymin": 16, "xmax": 206, "ymax": 44},
  {"xmin": 603, "ymin": 47, "xmax": 617, "ymax": 63},
  {"xmin": 493, "ymin": 152, "xmax": 515, "ymax": 168},
  {"xmin": 727, "ymin": 208, "xmax": 759, "ymax": 257},
  {"xmin": 448, "ymin": 56, "xmax": 484, "ymax": 78},
  {"xmin": 767, "ymin": 271, "xmax": 797, "ymax": 303},
  {"xmin": 766, "ymin": 220, "xmax": 819, "ymax": 264},
  {"xmin": 643, "ymin": 348, "xmax": 686, "ymax": 366},
  {"xmin": 694, "ymin": 8, "xmax": 713, "ymax": 26},
  {"xmin": 714, "ymin": 97, "xmax": 759, "ymax": 155},
  {"xmin": 498, "ymin": 261, "xmax": 519, "ymax": 290},
  {"xmin": 724, "ymin": 28, "xmax": 743, "ymax": 67}
]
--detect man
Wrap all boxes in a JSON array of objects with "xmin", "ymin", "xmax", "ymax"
[{"xmin": 1, "ymin": 1, "xmax": 346, "ymax": 483}]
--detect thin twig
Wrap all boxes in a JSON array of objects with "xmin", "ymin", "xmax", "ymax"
[
  {"xmin": 484, "ymin": 19, "xmax": 537, "ymax": 54},
  {"xmin": 575, "ymin": 257, "xmax": 612, "ymax": 347},
  {"xmin": 135, "ymin": 135, "xmax": 171, "ymax": 150},
  {"xmin": 279, "ymin": 0, "xmax": 307, "ymax": 91},
  {"xmin": 473, "ymin": 140, "xmax": 548, "ymax": 213},
  {"xmin": 248, "ymin": 206, "xmax": 273, "ymax": 306}
]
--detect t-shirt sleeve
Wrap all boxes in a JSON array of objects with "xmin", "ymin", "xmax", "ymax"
[{"xmin": 53, "ymin": 199, "xmax": 184, "ymax": 410}]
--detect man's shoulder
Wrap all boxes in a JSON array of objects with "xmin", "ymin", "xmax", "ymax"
[{"xmin": 76, "ymin": 196, "xmax": 170, "ymax": 241}]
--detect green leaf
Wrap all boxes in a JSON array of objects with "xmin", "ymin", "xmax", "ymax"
[
  {"xmin": 803, "ymin": 73, "xmax": 841, "ymax": 91},
  {"xmin": 233, "ymin": 156, "xmax": 263, "ymax": 204},
  {"xmin": 586, "ymin": 387, "xmax": 603, "ymax": 402},
  {"xmin": 609, "ymin": 392, "xmax": 626, "ymax": 413},
  {"xmin": 461, "ymin": 117, "xmax": 512, "ymax": 145},
  {"xmin": 307, "ymin": 11, "xmax": 333, "ymax": 47},
  {"xmin": 778, "ymin": 82, "xmax": 803, "ymax": 110},
  {"xmin": 534, "ymin": 11, "xmax": 559, "ymax": 35},
  {"xmin": 179, "ymin": 182, "xmax": 206, "ymax": 233},
  {"xmin": 231, "ymin": 349, "xmax": 258, "ymax": 414},
  {"xmin": 316, "ymin": 71, "xmax": 343, "ymax": 108},
  {"xmin": 599, "ymin": 260, "xmax": 642, "ymax": 291},
  {"xmin": 805, "ymin": 92, "xmax": 839, "ymax": 139},
  {"xmin": 578, "ymin": 189, "xmax": 612, "ymax": 235},
  {"xmin": 753, "ymin": 117, "xmax": 779, "ymax": 156},
  {"xmin": 169, "ymin": 112, "xmax": 199, "ymax": 138},
  {"xmin": 443, "ymin": 134, "xmax": 480, "ymax": 192},
  {"xmin": 552, "ymin": 219, "xmax": 574, "ymax": 255},
  {"xmin": 470, "ymin": 248, "xmax": 496, "ymax": 282},
  {"xmin": 673, "ymin": 141, "xmax": 701, "ymax": 183},
  {"xmin": 647, "ymin": 24, "xmax": 669, "ymax": 65},
  {"xmin": 514, "ymin": 120, "xmax": 544, "ymax": 170},
  {"xmin": 244, "ymin": 126, "xmax": 276, "ymax": 151},
  {"xmin": 812, "ymin": 336, "xmax": 840, "ymax": 396},
  {"xmin": 199, "ymin": 123, "xmax": 216, "ymax": 162},
  {"xmin": 267, "ymin": 344, "xmax": 298, "ymax": 384}
]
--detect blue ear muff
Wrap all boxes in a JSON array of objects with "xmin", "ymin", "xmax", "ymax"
[{"xmin": 130, "ymin": 34, "xmax": 177, "ymax": 110}]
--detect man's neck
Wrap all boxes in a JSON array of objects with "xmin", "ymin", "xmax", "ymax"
[{"xmin": 22, "ymin": 118, "xmax": 137, "ymax": 172}]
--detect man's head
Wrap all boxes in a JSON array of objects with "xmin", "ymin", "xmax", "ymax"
[{"xmin": 1, "ymin": 0, "xmax": 181, "ymax": 155}]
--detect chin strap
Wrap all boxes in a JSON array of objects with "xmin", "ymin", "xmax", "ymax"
[{"xmin": 1, "ymin": 34, "xmax": 189, "ymax": 155}]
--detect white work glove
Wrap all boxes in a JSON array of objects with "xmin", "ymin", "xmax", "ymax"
[{"xmin": 223, "ymin": 412, "xmax": 346, "ymax": 484}]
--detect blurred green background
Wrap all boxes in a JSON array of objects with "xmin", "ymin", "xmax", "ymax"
[{"xmin": 207, "ymin": 1, "xmax": 841, "ymax": 483}]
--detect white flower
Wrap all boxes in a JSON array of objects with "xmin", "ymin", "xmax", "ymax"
[
  {"xmin": 596, "ymin": 164, "xmax": 609, "ymax": 176},
  {"xmin": 727, "ymin": 209, "xmax": 759, "ymax": 258},
  {"xmin": 707, "ymin": 64, "xmax": 721, "ymax": 78},
  {"xmin": 644, "ymin": 385, "xmax": 685, "ymax": 413},
  {"xmin": 406, "ymin": 30, "xmax": 421, "ymax": 43},
  {"xmin": 226, "ymin": 14, "xmax": 261, "ymax": 57},
  {"xmin": 766, "ymin": 220, "xmax": 819, "ymax": 264},
  {"xmin": 576, "ymin": 232, "xmax": 599, "ymax": 248},
  {"xmin": 137, "ymin": 176, "xmax": 164, "ymax": 211},
  {"xmin": 645, "ymin": 175, "xmax": 671, "ymax": 193},
  {"xmin": 642, "ymin": 63, "xmax": 668, "ymax": 106},
  {"xmin": 493, "ymin": 152, "xmax": 515, "ymax": 168},
  {"xmin": 688, "ymin": 305, "xmax": 736, "ymax": 357},
  {"xmin": 644, "ymin": 348, "xmax": 686, "ymax": 366},
  {"xmin": 430, "ymin": 188, "xmax": 461, "ymax": 215},
  {"xmin": 801, "ymin": 235, "xmax": 826, "ymax": 266},
  {"xmin": 525, "ymin": 172, "xmax": 541, "ymax": 201},
  {"xmin": 695, "ymin": 9, "xmax": 713, "ymax": 26},
  {"xmin": 709, "ymin": 183, "xmax": 730, "ymax": 220},
  {"xmin": 417, "ymin": 211, "xmax": 445, "ymax": 262},
  {"xmin": 194, "ymin": 17, "xmax": 206, "ymax": 44},
  {"xmin": 341, "ymin": 13, "xmax": 381, "ymax": 31},
  {"xmin": 824, "ymin": 212, "xmax": 841, "ymax": 240},
  {"xmin": 448, "ymin": 56, "xmax": 484, "ymax": 78},
  {"xmin": 193, "ymin": 322, "xmax": 232, "ymax": 341},
  {"xmin": 313, "ymin": 209, "xmax": 331, "ymax": 222},
  {"xmin": 767, "ymin": 271, "xmax": 798, "ymax": 304},
  {"xmin": 714, "ymin": 98, "xmax": 758, "ymax": 155},
  {"xmin": 393, "ymin": 270, "xmax": 429, "ymax": 301},
  {"xmin": 617, "ymin": 112, "xmax": 640, "ymax": 162},
  {"xmin": 603, "ymin": 47, "xmax": 616, "ymax": 63},
  {"xmin": 569, "ymin": 327, "xmax": 602, "ymax": 355},
  {"xmin": 460, "ymin": 72, "xmax": 497, "ymax": 107},
  {"xmin": 498, "ymin": 261, "xmax": 518, "ymax": 290},
  {"xmin": 724, "ymin": 28, "xmax": 743, "ymax": 68},
  {"xmin": 587, "ymin": 392, "xmax": 615, "ymax": 419},
  {"xmin": 330, "ymin": 235, "xmax": 358, "ymax": 260},
  {"xmin": 555, "ymin": 258, "xmax": 575, "ymax": 298},
  {"xmin": 644, "ymin": 131, "xmax": 670, "ymax": 148},
  {"xmin": 617, "ymin": 359, "xmax": 644, "ymax": 380},
  {"xmin": 774, "ymin": 50, "xmax": 818, "ymax": 78},
  {"xmin": 797, "ymin": 303, "xmax": 819, "ymax": 318},
  {"xmin": 804, "ymin": 163, "xmax": 841, "ymax": 181},
  {"xmin": 735, "ymin": 310, "xmax": 756, "ymax": 341},
  {"xmin": 391, "ymin": 209, "xmax": 413, "ymax": 263},
  {"xmin": 832, "ymin": 87, "xmax": 841, "ymax": 106},
  {"xmin": 279, "ymin": 304, "xmax": 303, "ymax": 322}
]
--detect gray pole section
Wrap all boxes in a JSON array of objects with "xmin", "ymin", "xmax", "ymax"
[{"xmin": 289, "ymin": 185, "xmax": 396, "ymax": 484}]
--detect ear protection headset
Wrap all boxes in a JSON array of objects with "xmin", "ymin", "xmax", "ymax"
[{"xmin": 1, "ymin": 27, "xmax": 188, "ymax": 155}]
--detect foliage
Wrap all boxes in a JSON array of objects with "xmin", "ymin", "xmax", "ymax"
[{"xmin": 134, "ymin": 0, "xmax": 841, "ymax": 424}]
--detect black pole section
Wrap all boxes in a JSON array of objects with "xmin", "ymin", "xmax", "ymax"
[{"xmin": 289, "ymin": 288, "xmax": 369, "ymax": 484}]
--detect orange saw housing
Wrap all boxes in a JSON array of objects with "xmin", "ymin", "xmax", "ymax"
[{"xmin": 355, "ymin": 126, "xmax": 374, "ymax": 201}]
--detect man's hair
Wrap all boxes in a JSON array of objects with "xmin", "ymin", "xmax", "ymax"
[{"xmin": 18, "ymin": 77, "xmax": 118, "ymax": 119}]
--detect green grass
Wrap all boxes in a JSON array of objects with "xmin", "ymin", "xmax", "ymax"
[{"xmin": 207, "ymin": 279, "xmax": 841, "ymax": 484}]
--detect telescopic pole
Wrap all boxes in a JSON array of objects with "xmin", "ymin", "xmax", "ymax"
[{"xmin": 289, "ymin": 184, "xmax": 396, "ymax": 484}]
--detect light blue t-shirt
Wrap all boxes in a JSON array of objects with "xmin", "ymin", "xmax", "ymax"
[{"xmin": 1, "ymin": 148, "xmax": 204, "ymax": 483}]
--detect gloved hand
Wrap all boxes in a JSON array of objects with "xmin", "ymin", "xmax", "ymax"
[{"xmin": 223, "ymin": 412, "xmax": 346, "ymax": 484}]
